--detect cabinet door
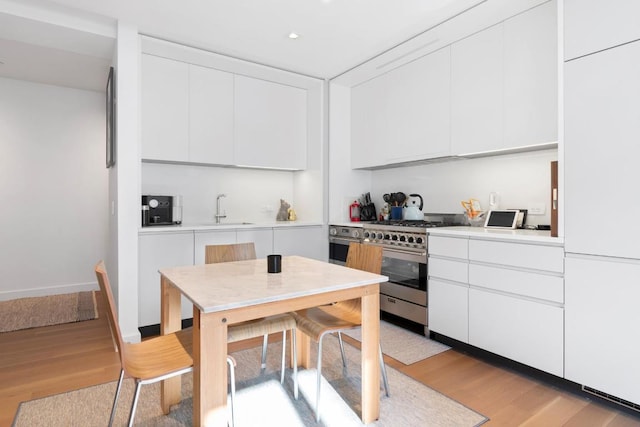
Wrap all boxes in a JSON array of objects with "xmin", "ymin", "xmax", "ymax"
[
  {"xmin": 234, "ymin": 75, "xmax": 307, "ymax": 170},
  {"xmin": 273, "ymin": 226, "xmax": 326, "ymax": 261},
  {"xmin": 237, "ymin": 228, "xmax": 273, "ymax": 259},
  {"xmin": 428, "ymin": 278, "xmax": 468, "ymax": 343},
  {"xmin": 564, "ymin": 40, "xmax": 640, "ymax": 258},
  {"xmin": 189, "ymin": 64, "xmax": 234, "ymax": 165},
  {"xmin": 565, "ymin": 256, "xmax": 640, "ymax": 404},
  {"xmin": 451, "ymin": 24, "xmax": 503, "ymax": 154},
  {"xmin": 469, "ymin": 288, "xmax": 563, "ymax": 377},
  {"xmin": 565, "ymin": 0, "xmax": 640, "ymax": 60},
  {"xmin": 193, "ymin": 230, "xmax": 237, "ymax": 265},
  {"xmin": 503, "ymin": 1, "xmax": 558, "ymax": 147},
  {"xmin": 141, "ymin": 54, "xmax": 189, "ymax": 162},
  {"xmin": 350, "ymin": 74, "xmax": 390, "ymax": 169},
  {"xmin": 385, "ymin": 47, "xmax": 452, "ymax": 163},
  {"xmin": 138, "ymin": 232, "xmax": 194, "ymax": 327}
]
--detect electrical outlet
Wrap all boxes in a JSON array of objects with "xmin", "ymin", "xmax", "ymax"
[{"xmin": 528, "ymin": 203, "xmax": 546, "ymax": 215}]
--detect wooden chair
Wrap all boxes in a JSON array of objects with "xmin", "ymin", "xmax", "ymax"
[
  {"xmin": 205, "ymin": 243, "xmax": 298, "ymax": 396},
  {"xmin": 94, "ymin": 261, "xmax": 236, "ymax": 427},
  {"xmin": 291, "ymin": 242, "xmax": 390, "ymax": 422}
]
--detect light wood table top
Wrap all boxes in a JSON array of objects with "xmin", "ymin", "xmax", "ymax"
[{"xmin": 159, "ymin": 255, "xmax": 388, "ymax": 426}]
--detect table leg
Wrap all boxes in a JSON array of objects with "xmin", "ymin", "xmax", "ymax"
[
  {"xmin": 361, "ymin": 291, "xmax": 380, "ymax": 423},
  {"xmin": 160, "ymin": 277, "xmax": 182, "ymax": 414},
  {"xmin": 193, "ymin": 308, "xmax": 228, "ymax": 427}
]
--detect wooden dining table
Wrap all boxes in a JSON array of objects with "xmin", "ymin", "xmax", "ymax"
[{"xmin": 158, "ymin": 255, "xmax": 388, "ymax": 427}]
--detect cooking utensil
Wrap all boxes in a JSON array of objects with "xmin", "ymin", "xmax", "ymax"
[{"xmin": 395, "ymin": 192, "xmax": 406, "ymax": 206}]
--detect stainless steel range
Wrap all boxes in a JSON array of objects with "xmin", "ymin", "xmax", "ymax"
[{"xmin": 362, "ymin": 216, "xmax": 463, "ymax": 335}]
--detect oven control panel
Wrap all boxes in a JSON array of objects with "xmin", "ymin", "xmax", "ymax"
[
  {"xmin": 363, "ymin": 227, "xmax": 427, "ymax": 250},
  {"xmin": 329, "ymin": 225, "xmax": 363, "ymax": 240}
]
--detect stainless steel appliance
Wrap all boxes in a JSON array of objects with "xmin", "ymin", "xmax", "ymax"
[
  {"xmin": 141, "ymin": 195, "xmax": 182, "ymax": 226},
  {"xmin": 328, "ymin": 225, "xmax": 363, "ymax": 265},
  {"xmin": 362, "ymin": 215, "xmax": 463, "ymax": 335}
]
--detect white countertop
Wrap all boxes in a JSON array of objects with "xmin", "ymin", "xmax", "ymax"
[
  {"xmin": 139, "ymin": 220, "xmax": 323, "ymax": 233},
  {"xmin": 428, "ymin": 226, "xmax": 564, "ymax": 245}
]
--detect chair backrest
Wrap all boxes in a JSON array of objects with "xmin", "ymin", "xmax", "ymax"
[
  {"xmin": 205, "ymin": 242, "xmax": 257, "ymax": 264},
  {"xmin": 345, "ymin": 242, "xmax": 383, "ymax": 274},
  {"xmin": 94, "ymin": 261, "xmax": 126, "ymax": 368},
  {"xmin": 338, "ymin": 242, "xmax": 383, "ymax": 314}
]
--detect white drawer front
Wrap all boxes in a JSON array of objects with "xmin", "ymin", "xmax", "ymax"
[
  {"xmin": 429, "ymin": 235, "xmax": 468, "ymax": 259},
  {"xmin": 469, "ymin": 239, "xmax": 563, "ymax": 273},
  {"xmin": 469, "ymin": 264, "xmax": 563, "ymax": 303},
  {"xmin": 428, "ymin": 279, "xmax": 468, "ymax": 343},
  {"xmin": 429, "ymin": 257, "xmax": 468, "ymax": 283},
  {"xmin": 469, "ymin": 288, "xmax": 563, "ymax": 377}
]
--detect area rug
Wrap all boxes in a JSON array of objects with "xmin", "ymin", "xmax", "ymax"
[
  {"xmin": 0, "ymin": 291, "xmax": 98, "ymax": 333},
  {"xmin": 13, "ymin": 333, "xmax": 487, "ymax": 426},
  {"xmin": 343, "ymin": 320, "xmax": 451, "ymax": 365}
]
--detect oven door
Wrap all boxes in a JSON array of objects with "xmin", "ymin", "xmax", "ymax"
[
  {"xmin": 329, "ymin": 237, "xmax": 359, "ymax": 265},
  {"xmin": 380, "ymin": 247, "xmax": 427, "ymax": 292}
]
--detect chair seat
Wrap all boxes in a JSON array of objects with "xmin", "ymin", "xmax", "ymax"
[
  {"xmin": 227, "ymin": 313, "xmax": 296, "ymax": 343},
  {"xmin": 124, "ymin": 328, "xmax": 193, "ymax": 381},
  {"xmin": 292, "ymin": 305, "xmax": 360, "ymax": 342}
]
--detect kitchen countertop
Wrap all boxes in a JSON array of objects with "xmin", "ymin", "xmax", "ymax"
[
  {"xmin": 139, "ymin": 221, "xmax": 323, "ymax": 233},
  {"xmin": 428, "ymin": 226, "xmax": 564, "ymax": 245}
]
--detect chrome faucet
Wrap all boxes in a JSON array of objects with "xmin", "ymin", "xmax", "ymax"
[{"xmin": 215, "ymin": 194, "xmax": 227, "ymax": 223}]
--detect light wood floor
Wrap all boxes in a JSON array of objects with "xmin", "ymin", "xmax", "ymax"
[{"xmin": 1, "ymin": 292, "xmax": 639, "ymax": 426}]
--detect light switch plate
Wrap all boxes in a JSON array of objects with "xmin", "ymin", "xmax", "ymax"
[{"xmin": 528, "ymin": 203, "xmax": 546, "ymax": 215}]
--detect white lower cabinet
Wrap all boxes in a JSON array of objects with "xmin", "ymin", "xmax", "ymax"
[
  {"xmin": 469, "ymin": 289, "xmax": 563, "ymax": 377},
  {"xmin": 428, "ymin": 232, "xmax": 564, "ymax": 376},
  {"xmin": 565, "ymin": 256, "xmax": 640, "ymax": 404},
  {"xmin": 138, "ymin": 231, "xmax": 194, "ymax": 327},
  {"xmin": 273, "ymin": 226, "xmax": 326, "ymax": 261},
  {"xmin": 429, "ymin": 278, "xmax": 468, "ymax": 343},
  {"xmin": 237, "ymin": 228, "xmax": 274, "ymax": 259}
]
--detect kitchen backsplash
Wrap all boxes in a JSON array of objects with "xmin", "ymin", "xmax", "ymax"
[
  {"xmin": 141, "ymin": 162, "xmax": 297, "ymax": 224},
  {"xmin": 370, "ymin": 149, "xmax": 558, "ymax": 226}
]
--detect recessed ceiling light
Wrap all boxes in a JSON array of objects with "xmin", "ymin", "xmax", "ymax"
[{"xmin": 288, "ymin": 32, "xmax": 300, "ymax": 40}]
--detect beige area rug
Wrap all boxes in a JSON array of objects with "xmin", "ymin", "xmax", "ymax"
[
  {"xmin": 14, "ymin": 333, "xmax": 487, "ymax": 427},
  {"xmin": 0, "ymin": 291, "xmax": 98, "ymax": 333},
  {"xmin": 343, "ymin": 320, "xmax": 451, "ymax": 365}
]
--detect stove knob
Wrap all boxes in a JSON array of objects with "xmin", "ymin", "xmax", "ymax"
[
  {"xmin": 352, "ymin": 230, "xmax": 361, "ymax": 239},
  {"xmin": 399, "ymin": 235, "xmax": 406, "ymax": 242},
  {"xmin": 391, "ymin": 235, "xmax": 398, "ymax": 241},
  {"xmin": 416, "ymin": 237, "xmax": 423, "ymax": 244},
  {"xmin": 329, "ymin": 228, "xmax": 337, "ymax": 236},
  {"xmin": 408, "ymin": 236, "xmax": 415, "ymax": 243},
  {"xmin": 377, "ymin": 233, "xmax": 384, "ymax": 240},
  {"xmin": 363, "ymin": 231, "xmax": 370, "ymax": 238},
  {"xmin": 384, "ymin": 234, "xmax": 390, "ymax": 240}
]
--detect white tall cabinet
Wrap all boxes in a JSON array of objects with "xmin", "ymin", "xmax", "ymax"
[{"xmin": 564, "ymin": 0, "xmax": 640, "ymax": 405}]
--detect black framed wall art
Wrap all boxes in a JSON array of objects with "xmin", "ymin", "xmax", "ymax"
[{"xmin": 106, "ymin": 66, "xmax": 115, "ymax": 168}]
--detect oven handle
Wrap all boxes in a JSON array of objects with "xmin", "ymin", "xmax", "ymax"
[
  {"xmin": 381, "ymin": 247, "xmax": 426, "ymax": 262},
  {"xmin": 329, "ymin": 237, "xmax": 361, "ymax": 245}
]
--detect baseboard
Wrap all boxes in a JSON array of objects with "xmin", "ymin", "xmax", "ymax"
[
  {"xmin": 0, "ymin": 281, "xmax": 99, "ymax": 302},
  {"xmin": 139, "ymin": 317, "xmax": 194, "ymax": 339}
]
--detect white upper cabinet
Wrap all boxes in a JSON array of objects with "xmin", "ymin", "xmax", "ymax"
[
  {"xmin": 350, "ymin": 73, "xmax": 391, "ymax": 169},
  {"xmin": 451, "ymin": 24, "xmax": 504, "ymax": 155},
  {"xmin": 234, "ymin": 75, "xmax": 308, "ymax": 170},
  {"xmin": 503, "ymin": 1, "xmax": 558, "ymax": 147},
  {"xmin": 188, "ymin": 64, "xmax": 234, "ymax": 165},
  {"xmin": 386, "ymin": 47, "xmax": 451, "ymax": 163},
  {"xmin": 351, "ymin": 47, "xmax": 451, "ymax": 169},
  {"xmin": 565, "ymin": 0, "xmax": 640, "ymax": 61},
  {"xmin": 564, "ymin": 40, "xmax": 640, "ymax": 258},
  {"xmin": 141, "ymin": 54, "xmax": 189, "ymax": 162}
]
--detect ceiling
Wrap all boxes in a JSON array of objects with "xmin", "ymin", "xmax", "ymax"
[{"xmin": 0, "ymin": 0, "xmax": 487, "ymax": 91}]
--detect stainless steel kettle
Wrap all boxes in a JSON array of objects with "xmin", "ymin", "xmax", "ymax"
[{"xmin": 404, "ymin": 194, "xmax": 424, "ymax": 220}]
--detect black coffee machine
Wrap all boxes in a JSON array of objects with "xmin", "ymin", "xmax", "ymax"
[{"xmin": 141, "ymin": 195, "xmax": 181, "ymax": 226}]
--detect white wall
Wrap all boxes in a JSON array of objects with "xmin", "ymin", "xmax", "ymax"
[
  {"xmin": 0, "ymin": 76, "xmax": 108, "ymax": 300},
  {"xmin": 371, "ymin": 149, "xmax": 558, "ymax": 226}
]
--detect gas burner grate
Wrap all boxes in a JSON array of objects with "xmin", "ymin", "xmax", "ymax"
[{"xmin": 367, "ymin": 220, "xmax": 454, "ymax": 228}]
